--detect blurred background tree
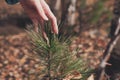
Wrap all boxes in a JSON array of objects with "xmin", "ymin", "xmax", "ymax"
[
  {"xmin": 46, "ymin": 0, "xmax": 113, "ymax": 35},
  {"xmin": 0, "ymin": 0, "xmax": 113, "ymax": 36}
]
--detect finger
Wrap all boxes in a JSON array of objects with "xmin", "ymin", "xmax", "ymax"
[
  {"xmin": 34, "ymin": 0, "xmax": 48, "ymax": 21},
  {"xmin": 28, "ymin": 15, "xmax": 39, "ymax": 32},
  {"xmin": 40, "ymin": 0, "xmax": 58, "ymax": 34},
  {"xmin": 32, "ymin": 18, "xmax": 39, "ymax": 32},
  {"xmin": 38, "ymin": 19, "xmax": 49, "ymax": 43},
  {"xmin": 24, "ymin": 9, "xmax": 39, "ymax": 32}
]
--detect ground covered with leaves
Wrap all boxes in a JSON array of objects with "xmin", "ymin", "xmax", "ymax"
[
  {"xmin": 0, "ymin": 33, "xmax": 43, "ymax": 80},
  {"xmin": 0, "ymin": 0, "xmax": 113, "ymax": 79},
  {"xmin": 0, "ymin": 26, "xmax": 110, "ymax": 80}
]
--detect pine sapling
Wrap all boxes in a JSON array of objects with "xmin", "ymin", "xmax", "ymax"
[{"xmin": 27, "ymin": 22, "xmax": 92, "ymax": 80}]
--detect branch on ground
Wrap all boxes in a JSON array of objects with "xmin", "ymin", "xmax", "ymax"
[{"xmin": 95, "ymin": 18, "xmax": 120, "ymax": 80}]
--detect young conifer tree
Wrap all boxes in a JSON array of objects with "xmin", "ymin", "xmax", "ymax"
[{"xmin": 27, "ymin": 22, "xmax": 92, "ymax": 80}]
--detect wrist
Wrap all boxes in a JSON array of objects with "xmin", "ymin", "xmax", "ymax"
[{"xmin": 5, "ymin": 0, "xmax": 19, "ymax": 5}]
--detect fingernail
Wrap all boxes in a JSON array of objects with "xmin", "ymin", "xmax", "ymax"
[
  {"xmin": 44, "ymin": 16, "xmax": 49, "ymax": 21},
  {"xmin": 35, "ymin": 27, "xmax": 38, "ymax": 33},
  {"xmin": 52, "ymin": 21, "xmax": 58, "ymax": 34},
  {"xmin": 54, "ymin": 25, "xmax": 58, "ymax": 34},
  {"xmin": 56, "ymin": 28, "xmax": 58, "ymax": 34}
]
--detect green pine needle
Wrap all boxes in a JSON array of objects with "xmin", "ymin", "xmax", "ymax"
[{"xmin": 26, "ymin": 22, "xmax": 92, "ymax": 79}]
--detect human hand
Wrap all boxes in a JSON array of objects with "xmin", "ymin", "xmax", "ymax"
[{"xmin": 19, "ymin": 0, "xmax": 58, "ymax": 38}]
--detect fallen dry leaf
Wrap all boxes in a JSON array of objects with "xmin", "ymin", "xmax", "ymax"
[{"xmin": 87, "ymin": 74, "xmax": 94, "ymax": 80}]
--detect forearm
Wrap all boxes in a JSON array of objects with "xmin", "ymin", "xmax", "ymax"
[{"xmin": 5, "ymin": 0, "xmax": 19, "ymax": 4}]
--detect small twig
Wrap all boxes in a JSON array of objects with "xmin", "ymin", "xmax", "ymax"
[
  {"xmin": 96, "ymin": 34, "xmax": 120, "ymax": 80},
  {"xmin": 47, "ymin": 32, "xmax": 53, "ymax": 80},
  {"xmin": 95, "ymin": 18, "xmax": 120, "ymax": 80}
]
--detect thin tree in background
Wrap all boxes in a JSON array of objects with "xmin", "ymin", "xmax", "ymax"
[
  {"xmin": 95, "ymin": 0, "xmax": 120, "ymax": 80},
  {"xmin": 105, "ymin": 0, "xmax": 120, "ymax": 79}
]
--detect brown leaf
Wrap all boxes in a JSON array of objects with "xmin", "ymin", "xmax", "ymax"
[{"xmin": 87, "ymin": 74, "xmax": 94, "ymax": 80}]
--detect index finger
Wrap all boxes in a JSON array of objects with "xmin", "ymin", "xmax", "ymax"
[{"xmin": 40, "ymin": 0, "xmax": 58, "ymax": 34}]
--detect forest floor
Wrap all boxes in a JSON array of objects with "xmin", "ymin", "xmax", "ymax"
[
  {"xmin": 0, "ymin": 26, "xmax": 110, "ymax": 80},
  {"xmin": 0, "ymin": 0, "xmax": 113, "ymax": 80}
]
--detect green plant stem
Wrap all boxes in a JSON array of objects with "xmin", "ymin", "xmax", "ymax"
[
  {"xmin": 47, "ymin": 32, "xmax": 52, "ymax": 80},
  {"xmin": 48, "ymin": 50, "xmax": 51, "ymax": 80}
]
